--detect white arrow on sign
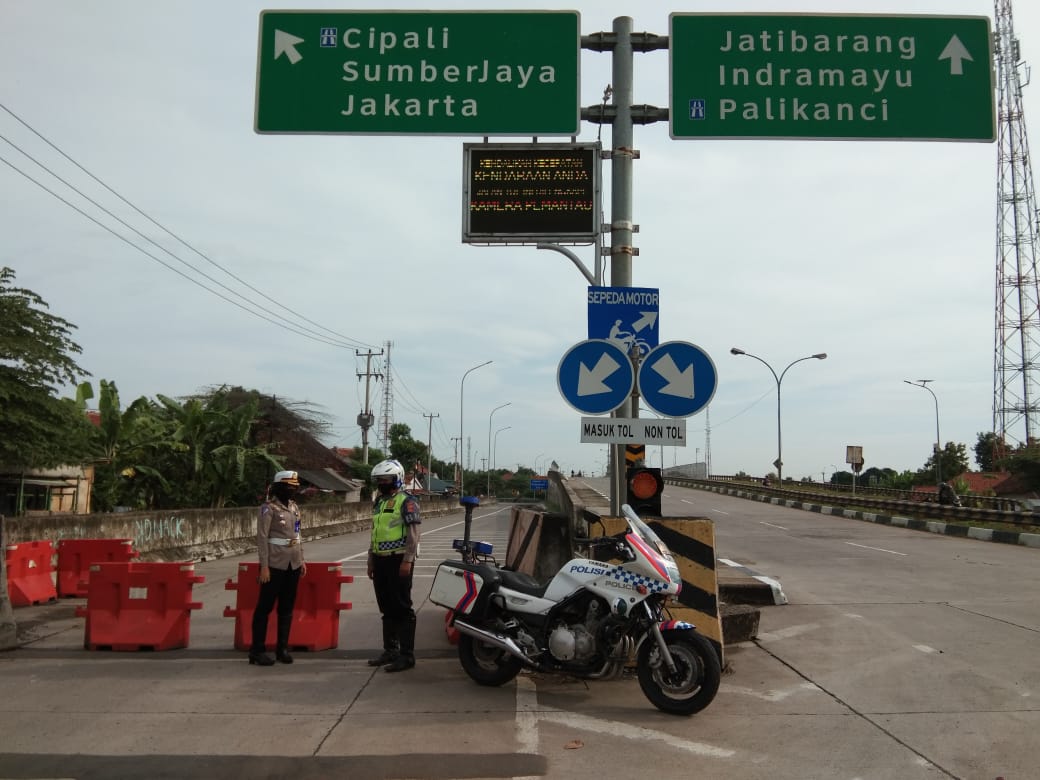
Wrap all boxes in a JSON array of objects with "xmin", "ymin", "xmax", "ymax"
[
  {"xmin": 939, "ymin": 35, "xmax": 973, "ymax": 75},
  {"xmin": 631, "ymin": 311, "xmax": 658, "ymax": 333},
  {"xmin": 274, "ymin": 30, "xmax": 305, "ymax": 65},
  {"xmin": 578, "ymin": 352, "xmax": 622, "ymax": 396},
  {"xmin": 648, "ymin": 352, "xmax": 695, "ymax": 399}
]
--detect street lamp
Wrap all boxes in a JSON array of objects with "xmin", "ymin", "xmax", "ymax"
[
  {"xmin": 904, "ymin": 379, "xmax": 942, "ymax": 485},
  {"xmin": 730, "ymin": 347, "xmax": 827, "ymax": 483},
  {"xmin": 492, "ymin": 425, "xmax": 511, "ymax": 495},
  {"xmin": 459, "ymin": 360, "xmax": 492, "ymax": 495},
  {"xmin": 486, "ymin": 402, "xmax": 511, "ymax": 496}
]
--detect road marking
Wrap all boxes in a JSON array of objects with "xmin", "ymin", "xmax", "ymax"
[
  {"xmin": 757, "ymin": 623, "xmax": 820, "ymax": 642},
  {"xmin": 760, "ymin": 521, "xmax": 788, "ymax": 530},
  {"xmin": 515, "ymin": 676, "xmax": 734, "ymax": 759},
  {"xmin": 845, "ymin": 542, "xmax": 907, "ymax": 556},
  {"xmin": 913, "ymin": 644, "xmax": 938, "ymax": 654},
  {"xmin": 721, "ymin": 681, "xmax": 821, "ymax": 701}
]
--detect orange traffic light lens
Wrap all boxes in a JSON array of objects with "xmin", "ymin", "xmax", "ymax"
[{"xmin": 629, "ymin": 470, "xmax": 659, "ymax": 499}]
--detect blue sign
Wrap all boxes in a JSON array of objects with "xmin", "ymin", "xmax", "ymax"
[
  {"xmin": 587, "ymin": 286, "xmax": 659, "ymax": 358},
  {"xmin": 530, "ymin": 478, "xmax": 549, "ymax": 491},
  {"xmin": 557, "ymin": 339, "xmax": 634, "ymax": 415},
  {"xmin": 638, "ymin": 341, "xmax": 718, "ymax": 418}
]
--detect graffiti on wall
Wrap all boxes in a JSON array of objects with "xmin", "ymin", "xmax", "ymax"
[{"xmin": 133, "ymin": 516, "xmax": 187, "ymax": 545}]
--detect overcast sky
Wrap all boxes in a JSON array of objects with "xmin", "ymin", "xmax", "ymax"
[{"xmin": 4, "ymin": 0, "xmax": 1037, "ymax": 482}]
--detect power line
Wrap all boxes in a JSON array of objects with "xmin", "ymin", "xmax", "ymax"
[
  {"xmin": 0, "ymin": 152, "xmax": 358, "ymax": 349},
  {"xmin": 0, "ymin": 101, "xmax": 374, "ymax": 350}
]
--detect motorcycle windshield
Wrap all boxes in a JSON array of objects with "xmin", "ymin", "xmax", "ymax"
[
  {"xmin": 621, "ymin": 503, "xmax": 671, "ymax": 559},
  {"xmin": 620, "ymin": 503, "xmax": 682, "ymax": 592}
]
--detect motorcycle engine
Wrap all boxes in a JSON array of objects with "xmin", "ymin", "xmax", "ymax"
[{"xmin": 548, "ymin": 624, "xmax": 596, "ymax": 661}]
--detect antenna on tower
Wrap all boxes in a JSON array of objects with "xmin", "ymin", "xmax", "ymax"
[{"xmin": 992, "ymin": 0, "xmax": 1040, "ymax": 456}]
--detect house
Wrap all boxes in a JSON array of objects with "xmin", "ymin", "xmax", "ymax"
[
  {"xmin": 296, "ymin": 468, "xmax": 365, "ymax": 502},
  {"xmin": 0, "ymin": 466, "xmax": 93, "ymax": 516}
]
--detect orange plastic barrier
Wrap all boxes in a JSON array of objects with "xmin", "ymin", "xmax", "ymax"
[
  {"xmin": 5, "ymin": 541, "xmax": 57, "ymax": 607},
  {"xmin": 56, "ymin": 539, "xmax": 139, "ymax": 598},
  {"xmin": 223, "ymin": 562, "xmax": 353, "ymax": 652},
  {"xmin": 74, "ymin": 561, "xmax": 204, "ymax": 651}
]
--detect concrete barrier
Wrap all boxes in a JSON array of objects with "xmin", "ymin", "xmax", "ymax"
[{"xmin": 1, "ymin": 496, "xmax": 460, "ymax": 562}]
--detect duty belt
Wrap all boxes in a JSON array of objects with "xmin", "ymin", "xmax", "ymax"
[{"xmin": 268, "ymin": 537, "xmax": 301, "ymax": 547}]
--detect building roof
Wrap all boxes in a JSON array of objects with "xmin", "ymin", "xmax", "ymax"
[{"xmin": 297, "ymin": 468, "xmax": 363, "ymax": 492}]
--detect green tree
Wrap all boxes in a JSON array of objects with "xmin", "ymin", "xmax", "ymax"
[
  {"xmin": 917, "ymin": 441, "xmax": 970, "ymax": 484},
  {"xmin": 388, "ymin": 423, "xmax": 428, "ymax": 474},
  {"xmin": 0, "ymin": 267, "xmax": 93, "ymax": 469},
  {"xmin": 974, "ymin": 432, "xmax": 1001, "ymax": 471}
]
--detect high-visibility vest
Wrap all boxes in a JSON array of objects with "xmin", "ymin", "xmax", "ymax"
[{"xmin": 371, "ymin": 492, "xmax": 408, "ymax": 555}]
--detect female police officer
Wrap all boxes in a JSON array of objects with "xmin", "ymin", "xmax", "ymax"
[{"xmin": 249, "ymin": 469, "xmax": 307, "ymax": 666}]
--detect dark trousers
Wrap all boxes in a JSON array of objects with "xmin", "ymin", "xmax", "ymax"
[
  {"xmin": 371, "ymin": 553, "xmax": 414, "ymax": 622},
  {"xmin": 250, "ymin": 565, "xmax": 301, "ymax": 652},
  {"xmin": 372, "ymin": 553, "xmax": 416, "ymax": 659}
]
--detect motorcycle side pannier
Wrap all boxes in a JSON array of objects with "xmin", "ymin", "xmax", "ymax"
[{"xmin": 430, "ymin": 562, "xmax": 500, "ymax": 614}]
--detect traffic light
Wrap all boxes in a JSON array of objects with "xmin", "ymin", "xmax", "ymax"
[{"xmin": 626, "ymin": 467, "xmax": 664, "ymax": 517}]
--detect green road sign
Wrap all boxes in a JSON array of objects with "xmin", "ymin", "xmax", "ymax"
[
  {"xmin": 670, "ymin": 13, "xmax": 995, "ymax": 141},
  {"xmin": 256, "ymin": 10, "xmax": 580, "ymax": 135}
]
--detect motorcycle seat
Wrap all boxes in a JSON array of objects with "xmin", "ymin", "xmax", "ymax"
[{"xmin": 497, "ymin": 569, "xmax": 548, "ymax": 597}]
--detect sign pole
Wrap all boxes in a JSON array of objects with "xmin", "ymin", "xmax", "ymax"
[{"xmin": 609, "ymin": 15, "xmax": 635, "ymax": 516}]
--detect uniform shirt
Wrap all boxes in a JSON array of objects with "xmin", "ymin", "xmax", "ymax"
[
  {"xmin": 257, "ymin": 497, "xmax": 305, "ymax": 571},
  {"xmin": 368, "ymin": 490, "xmax": 421, "ymax": 564}
]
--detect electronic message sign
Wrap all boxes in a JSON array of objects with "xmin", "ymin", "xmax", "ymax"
[{"xmin": 462, "ymin": 143, "xmax": 600, "ymax": 244}]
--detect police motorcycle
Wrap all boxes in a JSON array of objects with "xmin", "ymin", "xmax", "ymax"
[{"xmin": 430, "ymin": 500, "xmax": 721, "ymax": 715}]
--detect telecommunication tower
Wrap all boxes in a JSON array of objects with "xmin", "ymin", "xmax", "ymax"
[
  {"xmin": 993, "ymin": 0, "xmax": 1040, "ymax": 449},
  {"xmin": 378, "ymin": 340, "xmax": 395, "ymax": 451}
]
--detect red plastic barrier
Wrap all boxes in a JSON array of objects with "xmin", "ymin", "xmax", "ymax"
[
  {"xmin": 56, "ymin": 539, "xmax": 139, "ymax": 598},
  {"xmin": 444, "ymin": 609, "xmax": 460, "ymax": 646},
  {"xmin": 5, "ymin": 541, "xmax": 57, "ymax": 607},
  {"xmin": 74, "ymin": 561, "xmax": 204, "ymax": 651},
  {"xmin": 223, "ymin": 562, "xmax": 353, "ymax": 652}
]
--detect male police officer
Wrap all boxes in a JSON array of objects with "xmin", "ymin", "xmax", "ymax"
[{"xmin": 367, "ymin": 459, "xmax": 421, "ymax": 672}]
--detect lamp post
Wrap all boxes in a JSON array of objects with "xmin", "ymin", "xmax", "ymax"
[
  {"xmin": 492, "ymin": 425, "xmax": 511, "ymax": 496},
  {"xmin": 904, "ymin": 379, "xmax": 942, "ymax": 485},
  {"xmin": 459, "ymin": 360, "xmax": 492, "ymax": 495},
  {"xmin": 487, "ymin": 402, "xmax": 511, "ymax": 497},
  {"xmin": 534, "ymin": 453, "xmax": 546, "ymax": 474},
  {"xmin": 730, "ymin": 347, "xmax": 828, "ymax": 483}
]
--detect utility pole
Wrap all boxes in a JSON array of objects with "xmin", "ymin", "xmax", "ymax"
[
  {"xmin": 451, "ymin": 437, "xmax": 461, "ymax": 489},
  {"xmin": 356, "ymin": 348, "xmax": 384, "ymax": 465},
  {"xmin": 423, "ymin": 412, "xmax": 439, "ymax": 493}
]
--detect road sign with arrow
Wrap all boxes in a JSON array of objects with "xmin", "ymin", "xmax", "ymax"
[
  {"xmin": 638, "ymin": 341, "xmax": 718, "ymax": 418},
  {"xmin": 587, "ymin": 286, "xmax": 659, "ymax": 356},
  {"xmin": 557, "ymin": 339, "xmax": 634, "ymax": 415}
]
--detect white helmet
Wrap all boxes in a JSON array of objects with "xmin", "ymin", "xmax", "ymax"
[
  {"xmin": 371, "ymin": 459, "xmax": 404, "ymax": 488},
  {"xmin": 272, "ymin": 470, "xmax": 300, "ymax": 486}
]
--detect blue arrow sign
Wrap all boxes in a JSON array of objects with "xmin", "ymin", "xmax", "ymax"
[
  {"xmin": 587, "ymin": 286, "xmax": 659, "ymax": 357},
  {"xmin": 557, "ymin": 339, "xmax": 634, "ymax": 415},
  {"xmin": 638, "ymin": 341, "xmax": 718, "ymax": 418}
]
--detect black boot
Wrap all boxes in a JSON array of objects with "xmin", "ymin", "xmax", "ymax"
[
  {"xmin": 249, "ymin": 649, "xmax": 275, "ymax": 666},
  {"xmin": 368, "ymin": 618, "xmax": 400, "ymax": 667},
  {"xmin": 275, "ymin": 614, "xmax": 294, "ymax": 664},
  {"xmin": 249, "ymin": 610, "xmax": 274, "ymax": 666},
  {"xmin": 384, "ymin": 618, "xmax": 415, "ymax": 673}
]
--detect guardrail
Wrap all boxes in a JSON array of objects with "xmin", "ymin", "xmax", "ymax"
[
  {"xmin": 702, "ymin": 475, "xmax": 1020, "ymax": 512},
  {"xmin": 668, "ymin": 477, "xmax": 1039, "ymax": 528}
]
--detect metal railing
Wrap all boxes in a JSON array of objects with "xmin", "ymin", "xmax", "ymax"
[{"xmin": 669, "ymin": 477, "xmax": 1037, "ymax": 528}]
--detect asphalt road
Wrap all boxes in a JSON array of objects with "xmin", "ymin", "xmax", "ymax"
[{"xmin": 1, "ymin": 481, "xmax": 1038, "ymax": 779}]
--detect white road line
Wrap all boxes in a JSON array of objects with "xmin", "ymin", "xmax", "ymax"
[
  {"xmin": 845, "ymin": 541, "xmax": 907, "ymax": 556},
  {"xmin": 913, "ymin": 644, "xmax": 938, "ymax": 654},
  {"xmin": 721, "ymin": 681, "xmax": 821, "ymax": 701},
  {"xmin": 760, "ymin": 521, "xmax": 788, "ymax": 530},
  {"xmin": 712, "ymin": 508, "xmax": 730, "ymax": 515}
]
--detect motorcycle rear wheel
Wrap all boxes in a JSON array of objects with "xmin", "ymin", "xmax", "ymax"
[
  {"xmin": 458, "ymin": 634, "xmax": 523, "ymax": 687},
  {"xmin": 636, "ymin": 631, "xmax": 721, "ymax": 715}
]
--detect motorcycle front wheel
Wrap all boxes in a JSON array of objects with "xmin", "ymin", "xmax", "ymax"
[
  {"xmin": 458, "ymin": 634, "xmax": 523, "ymax": 687},
  {"xmin": 636, "ymin": 631, "xmax": 721, "ymax": 715}
]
